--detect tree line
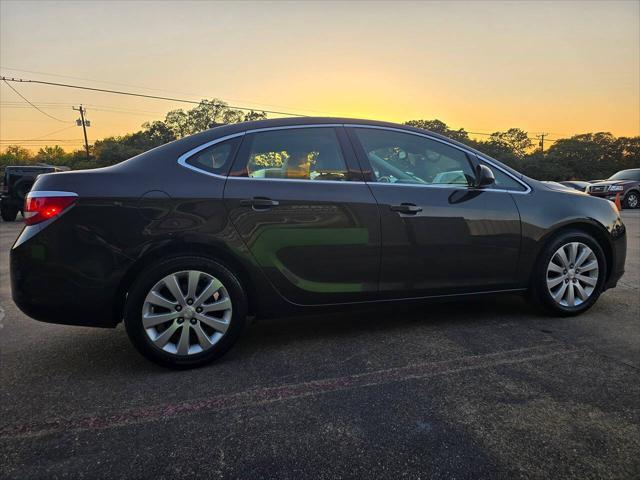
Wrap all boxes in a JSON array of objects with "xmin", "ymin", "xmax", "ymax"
[{"xmin": 1, "ymin": 100, "xmax": 638, "ymax": 181}]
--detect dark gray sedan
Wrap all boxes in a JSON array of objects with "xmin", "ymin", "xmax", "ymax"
[{"xmin": 10, "ymin": 117, "xmax": 627, "ymax": 367}]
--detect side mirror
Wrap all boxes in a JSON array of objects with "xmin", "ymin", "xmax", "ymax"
[{"xmin": 475, "ymin": 164, "xmax": 495, "ymax": 188}]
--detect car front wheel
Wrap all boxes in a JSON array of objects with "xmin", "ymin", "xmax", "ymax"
[
  {"xmin": 124, "ymin": 256, "xmax": 248, "ymax": 368},
  {"xmin": 530, "ymin": 230, "xmax": 606, "ymax": 316}
]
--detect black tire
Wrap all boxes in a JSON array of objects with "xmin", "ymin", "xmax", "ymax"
[
  {"xmin": 124, "ymin": 256, "xmax": 248, "ymax": 369},
  {"xmin": 1, "ymin": 206, "xmax": 18, "ymax": 222},
  {"xmin": 13, "ymin": 179, "xmax": 33, "ymax": 202},
  {"xmin": 528, "ymin": 229, "xmax": 607, "ymax": 316},
  {"xmin": 624, "ymin": 190, "xmax": 639, "ymax": 209}
]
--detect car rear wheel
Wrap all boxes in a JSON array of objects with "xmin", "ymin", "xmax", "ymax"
[
  {"xmin": 624, "ymin": 190, "xmax": 639, "ymax": 209},
  {"xmin": 529, "ymin": 230, "xmax": 606, "ymax": 316},
  {"xmin": 124, "ymin": 256, "xmax": 248, "ymax": 368}
]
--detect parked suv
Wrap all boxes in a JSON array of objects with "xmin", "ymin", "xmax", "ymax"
[
  {"xmin": 1, "ymin": 165, "xmax": 67, "ymax": 221},
  {"xmin": 10, "ymin": 118, "xmax": 627, "ymax": 368},
  {"xmin": 587, "ymin": 169, "xmax": 640, "ymax": 209}
]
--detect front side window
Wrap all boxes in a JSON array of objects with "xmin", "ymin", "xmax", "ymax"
[
  {"xmin": 482, "ymin": 161, "xmax": 527, "ymax": 191},
  {"xmin": 353, "ymin": 128, "xmax": 475, "ymax": 186},
  {"xmin": 233, "ymin": 127, "xmax": 349, "ymax": 181}
]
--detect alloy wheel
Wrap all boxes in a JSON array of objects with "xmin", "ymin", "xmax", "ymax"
[
  {"xmin": 546, "ymin": 242, "xmax": 599, "ymax": 307},
  {"xmin": 627, "ymin": 192, "xmax": 638, "ymax": 209},
  {"xmin": 142, "ymin": 270, "xmax": 232, "ymax": 355}
]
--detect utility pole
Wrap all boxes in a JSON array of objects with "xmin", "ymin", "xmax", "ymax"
[
  {"xmin": 73, "ymin": 105, "xmax": 90, "ymax": 160},
  {"xmin": 535, "ymin": 133, "xmax": 548, "ymax": 153}
]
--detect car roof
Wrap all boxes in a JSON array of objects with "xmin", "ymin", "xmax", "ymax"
[{"xmin": 206, "ymin": 116, "xmax": 456, "ymax": 143}]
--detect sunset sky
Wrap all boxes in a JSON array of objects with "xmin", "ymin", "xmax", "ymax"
[{"xmin": 1, "ymin": 0, "xmax": 639, "ymax": 151}]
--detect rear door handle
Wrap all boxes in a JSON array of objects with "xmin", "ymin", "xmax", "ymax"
[
  {"xmin": 240, "ymin": 197, "xmax": 280, "ymax": 210},
  {"xmin": 390, "ymin": 203, "xmax": 422, "ymax": 214}
]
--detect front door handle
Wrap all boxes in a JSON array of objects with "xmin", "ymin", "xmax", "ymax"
[
  {"xmin": 240, "ymin": 197, "xmax": 280, "ymax": 210},
  {"xmin": 390, "ymin": 203, "xmax": 422, "ymax": 214}
]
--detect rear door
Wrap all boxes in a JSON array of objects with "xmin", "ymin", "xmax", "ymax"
[
  {"xmin": 223, "ymin": 125, "xmax": 380, "ymax": 305},
  {"xmin": 347, "ymin": 126, "xmax": 523, "ymax": 298}
]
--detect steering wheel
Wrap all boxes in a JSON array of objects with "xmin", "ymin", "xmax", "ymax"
[{"xmin": 377, "ymin": 176, "xmax": 393, "ymax": 183}]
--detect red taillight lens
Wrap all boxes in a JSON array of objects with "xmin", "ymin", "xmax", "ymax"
[{"xmin": 24, "ymin": 195, "xmax": 77, "ymax": 226}]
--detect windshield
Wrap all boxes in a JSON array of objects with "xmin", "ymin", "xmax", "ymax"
[{"xmin": 609, "ymin": 169, "xmax": 640, "ymax": 181}]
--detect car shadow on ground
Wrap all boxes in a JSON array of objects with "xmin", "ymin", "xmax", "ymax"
[
  {"xmin": 20, "ymin": 293, "xmax": 544, "ymax": 378},
  {"xmin": 247, "ymin": 294, "xmax": 537, "ymax": 344}
]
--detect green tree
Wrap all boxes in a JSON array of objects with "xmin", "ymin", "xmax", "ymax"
[
  {"xmin": 93, "ymin": 119, "xmax": 177, "ymax": 166},
  {"xmin": 34, "ymin": 145, "xmax": 68, "ymax": 166},
  {"xmin": 404, "ymin": 119, "xmax": 470, "ymax": 143},
  {"xmin": 0, "ymin": 146, "xmax": 33, "ymax": 167},
  {"xmin": 163, "ymin": 99, "xmax": 267, "ymax": 138},
  {"xmin": 488, "ymin": 128, "xmax": 532, "ymax": 159},
  {"xmin": 6, "ymin": 107, "xmax": 637, "ymax": 179},
  {"xmin": 616, "ymin": 136, "xmax": 640, "ymax": 170},
  {"xmin": 545, "ymin": 132, "xmax": 618, "ymax": 180}
]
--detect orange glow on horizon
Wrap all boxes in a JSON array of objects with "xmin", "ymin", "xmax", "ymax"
[{"xmin": 1, "ymin": 1, "xmax": 638, "ymax": 152}]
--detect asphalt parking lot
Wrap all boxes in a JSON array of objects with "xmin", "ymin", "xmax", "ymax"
[{"xmin": 1, "ymin": 211, "xmax": 639, "ymax": 479}]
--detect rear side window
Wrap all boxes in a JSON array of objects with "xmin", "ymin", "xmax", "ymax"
[
  {"xmin": 184, "ymin": 138, "xmax": 240, "ymax": 176},
  {"xmin": 231, "ymin": 127, "xmax": 349, "ymax": 181}
]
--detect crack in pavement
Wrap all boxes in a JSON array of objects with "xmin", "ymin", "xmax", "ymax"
[{"xmin": 0, "ymin": 342, "xmax": 582, "ymax": 441}]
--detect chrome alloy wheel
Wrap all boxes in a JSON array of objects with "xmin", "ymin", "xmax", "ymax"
[
  {"xmin": 546, "ymin": 242, "xmax": 599, "ymax": 307},
  {"xmin": 142, "ymin": 270, "xmax": 232, "ymax": 355}
]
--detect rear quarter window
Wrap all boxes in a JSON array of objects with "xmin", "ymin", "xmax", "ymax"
[{"xmin": 184, "ymin": 138, "xmax": 240, "ymax": 176}]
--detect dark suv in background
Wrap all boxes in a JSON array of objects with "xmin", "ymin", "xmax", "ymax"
[
  {"xmin": 10, "ymin": 117, "xmax": 627, "ymax": 368},
  {"xmin": 1, "ymin": 165, "xmax": 68, "ymax": 221},
  {"xmin": 587, "ymin": 169, "xmax": 640, "ymax": 209}
]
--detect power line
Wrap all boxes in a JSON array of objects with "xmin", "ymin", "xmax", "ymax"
[
  {"xmin": 0, "ymin": 141, "xmax": 82, "ymax": 144},
  {"xmin": 33, "ymin": 124, "xmax": 77, "ymax": 140},
  {"xmin": 0, "ymin": 102, "xmax": 168, "ymax": 117},
  {"xmin": 0, "ymin": 76, "xmax": 307, "ymax": 117},
  {"xmin": 0, "ymin": 139, "xmax": 83, "ymax": 141},
  {"xmin": 0, "ymin": 143, "xmax": 83, "ymax": 146},
  {"xmin": 0, "ymin": 67, "xmax": 206, "ymax": 97},
  {"xmin": 0, "ymin": 67, "xmax": 337, "ymax": 115},
  {"xmin": 0, "ymin": 81, "xmax": 563, "ymax": 140},
  {"xmin": 1, "ymin": 79, "xmax": 72, "ymax": 123},
  {"xmin": 0, "ymin": 76, "xmax": 570, "ymax": 145}
]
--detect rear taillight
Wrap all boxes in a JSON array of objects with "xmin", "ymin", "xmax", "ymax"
[{"xmin": 24, "ymin": 193, "xmax": 77, "ymax": 226}]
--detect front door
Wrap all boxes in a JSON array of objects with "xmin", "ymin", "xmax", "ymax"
[
  {"xmin": 347, "ymin": 126, "xmax": 522, "ymax": 298},
  {"xmin": 224, "ymin": 125, "xmax": 380, "ymax": 305}
]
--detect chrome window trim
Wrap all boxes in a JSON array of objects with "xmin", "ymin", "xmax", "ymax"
[
  {"xmin": 245, "ymin": 124, "xmax": 342, "ymax": 134},
  {"xmin": 226, "ymin": 176, "xmax": 366, "ymax": 186},
  {"xmin": 368, "ymin": 182, "xmax": 468, "ymax": 191},
  {"xmin": 367, "ymin": 182, "xmax": 523, "ymax": 194},
  {"xmin": 27, "ymin": 190, "xmax": 78, "ymax": 198},
  {"xmin": 176, "ymin": 123, "xmax": 532, "ymax": 194},
  {"xmin": 347, "ymin": 124, "xmax": 532, "ymax": 194},
  {"xmin": 177, "ymin": 132, "xmax": 246, "ymax": 178}
]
